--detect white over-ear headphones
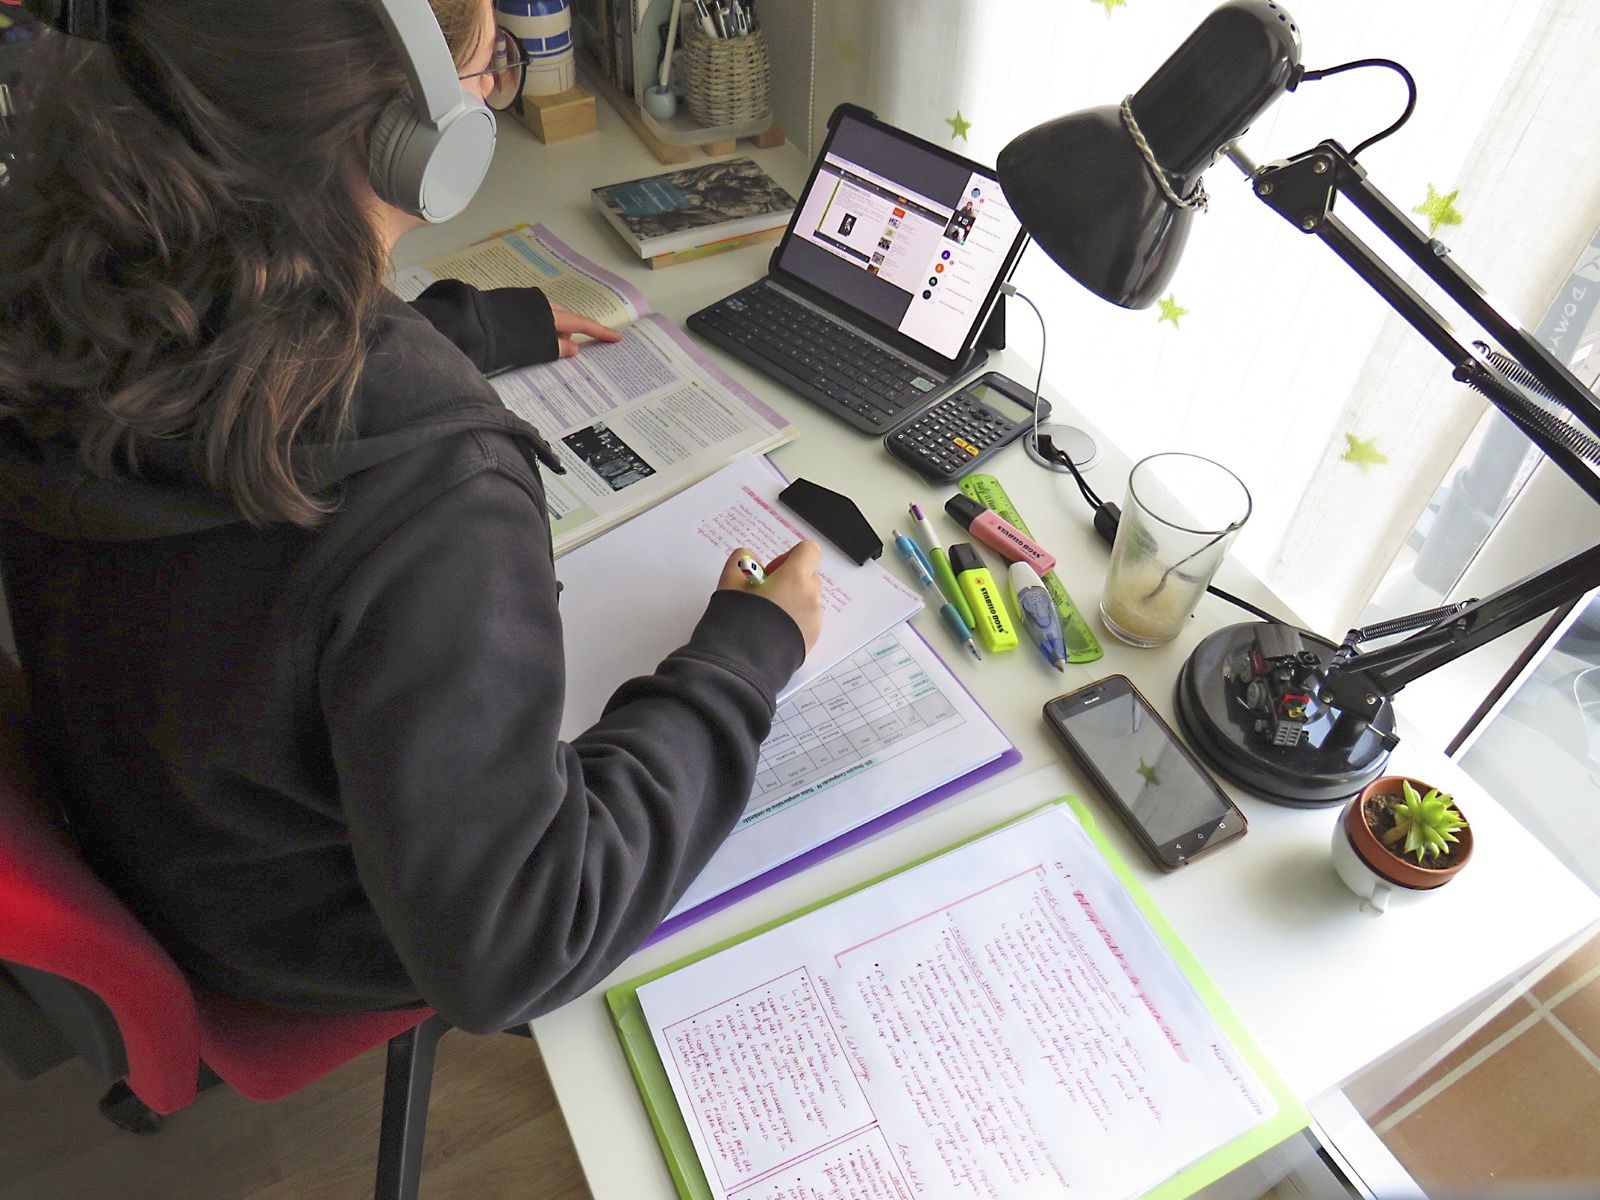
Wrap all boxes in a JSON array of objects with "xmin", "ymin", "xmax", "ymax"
[
  {"xmin": 23, "ymin": 0, "xmax": 497, "ymax": 224},
  {"xmin": 366, "ymin": 0, "xmax": 497, "ymax": 223}
]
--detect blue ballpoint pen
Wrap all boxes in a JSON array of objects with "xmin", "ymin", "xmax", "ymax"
[
  {"xmin": 892, "ymin": 529, "xmax": 934, "ymax": 588},
  {"xmin": 894, "ymin": 530, "xmax": 982, "ymax": 661},
  {"xmin": 1008, "ymin": 561, "xmax": 1067, "ymax": 672}
]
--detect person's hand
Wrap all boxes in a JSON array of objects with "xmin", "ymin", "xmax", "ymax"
[
  {"xmin": 549, "ymin": 302, "xmax": 624, "ymax": 358},
  {"xmin": 718, "ymin": 542, "xmax": 825, "ymax": 654}
]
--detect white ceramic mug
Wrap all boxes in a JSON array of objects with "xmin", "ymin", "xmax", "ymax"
[{"xmin": 1330, "ymin": 821, "xmax": 1430, "ymax": 914}]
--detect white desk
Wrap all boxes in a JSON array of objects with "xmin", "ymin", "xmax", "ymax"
[{"xmin": 396, "ymin": 109, "xmax": 1600, "ymax": 1197}]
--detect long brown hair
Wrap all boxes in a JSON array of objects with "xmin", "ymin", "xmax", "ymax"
[{"xmin": 0, "ymin": 0, "xmax": 486, "ymax": 526}]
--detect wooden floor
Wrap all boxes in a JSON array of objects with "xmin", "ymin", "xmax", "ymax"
[{"xmin": 0, "ymin": 1029, "xmax": 594, "ymax": 1200}]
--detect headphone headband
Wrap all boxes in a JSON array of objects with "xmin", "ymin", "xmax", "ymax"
[{"xmin": 19, "ymin": 0, "xmax": 495, "ymax": 222}]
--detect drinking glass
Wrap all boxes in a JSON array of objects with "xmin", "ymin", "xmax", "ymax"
[{"xmin": 1100, "ymin": 452, "xmax": 1252, "ymax": 647}]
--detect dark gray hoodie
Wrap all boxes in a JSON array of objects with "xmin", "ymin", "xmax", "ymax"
[{"xmin": 0, "ymin": 285, "xmax": 804, "ymax": 1033}]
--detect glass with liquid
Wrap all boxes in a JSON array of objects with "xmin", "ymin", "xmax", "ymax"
[{"xmin": 1100, "ymin": 452, "xmax": 1252, "ymax": 647}]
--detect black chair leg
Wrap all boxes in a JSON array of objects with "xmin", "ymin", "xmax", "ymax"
[
  {"xmin": 373, "ymin": 1015, "xmax": 449, "ymax": 1200},
  {"xmin": 97, "ymin": 1079, "xmax": 164, "ymax": 1134}
]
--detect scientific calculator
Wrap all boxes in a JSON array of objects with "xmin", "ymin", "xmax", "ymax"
[{"xmin": 883, "ymin": 371, "xmax": 1046, "ymax": 483}]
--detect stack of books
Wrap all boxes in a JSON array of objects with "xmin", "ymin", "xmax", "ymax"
[{"xmin": 591, "ymin": 157, "xmax": 794, "ymax": 268}]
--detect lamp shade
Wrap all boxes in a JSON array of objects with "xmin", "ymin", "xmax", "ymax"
[{"xmin": 997, "ymin": 0, "xmax": 1303, "ymax": 309}]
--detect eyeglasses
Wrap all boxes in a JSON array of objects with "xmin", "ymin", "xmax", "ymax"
[{"xmin": 458, "ymin": 27, "xmax": 526, "ymax": 113}]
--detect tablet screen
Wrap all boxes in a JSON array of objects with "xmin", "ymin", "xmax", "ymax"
[{"xmin": 774, "ymin": 110, "xmax": 1027, "ymax": 364}]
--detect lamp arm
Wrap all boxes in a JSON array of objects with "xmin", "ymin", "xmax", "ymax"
[
  {"xmin": 1320, "ymin": 541, "xmax": 1600, "ymax": 711},
  {"xmin": 1247, "ymin": 140, "xmax": 1600, "ymax": 506},
  {"xmin": 1228, "ymin": 138, "xmax": 1600, "ymax": 733}
]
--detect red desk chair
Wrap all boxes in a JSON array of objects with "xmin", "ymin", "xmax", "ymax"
[{"xmin": 0, "ymin": 663, "xmax": 447, "ymax": 1200}]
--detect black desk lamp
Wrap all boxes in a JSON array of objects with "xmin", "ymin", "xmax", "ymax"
[{"xmin": 998, "ymin": 0, "xmax": 1600, "ymax": 807}]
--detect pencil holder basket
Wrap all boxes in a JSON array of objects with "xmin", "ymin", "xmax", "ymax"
[{"xmin": 678, "ymin": 25, "xmax": 771, "ymax": 127}]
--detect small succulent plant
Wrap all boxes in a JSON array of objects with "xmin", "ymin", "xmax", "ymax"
[{"xmin": 1382, "ymin": 780, "xmax": 1467, "ymax": 863}]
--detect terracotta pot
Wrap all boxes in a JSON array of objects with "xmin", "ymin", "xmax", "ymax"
[{"xmin": 1342, "ymin": 774, "xmax": 1473, "ymax": 891}]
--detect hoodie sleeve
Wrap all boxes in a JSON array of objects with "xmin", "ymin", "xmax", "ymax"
[
  {"xmin": 407, "ymin": 279, "xmax": 560, "ymax": 373},
  {"xmin": 318, "ymin": 455, "xmax": 804, "ymax": 1033}
]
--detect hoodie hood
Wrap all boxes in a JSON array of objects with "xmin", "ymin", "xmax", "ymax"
[{"xmin": 0, "ymin": 296, "xmax": 556, "ymax": 543}]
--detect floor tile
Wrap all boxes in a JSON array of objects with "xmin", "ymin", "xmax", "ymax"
[
  {"xmin": 1378, "ymin": 1019, "xmax": 1600, "ymax": 1193},
  {"xmin": 1367, "ymin": 994, "xmax": 1536, "ymax": 1125},
  {"xmin": 1530, "ymin": 924, "xmax": 1600, "ymax": 1004},
  {"xmin": 1553, "ymin": 978, "xmax": 1600, "ymax": 1058}
]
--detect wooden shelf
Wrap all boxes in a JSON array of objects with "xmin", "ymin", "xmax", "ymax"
[{"xmin": 578, "ymin": 54, "xmax": 783, "ymax": 164}]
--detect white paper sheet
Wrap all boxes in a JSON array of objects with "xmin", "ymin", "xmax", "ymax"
[
  {"xmin": 665, "ymin": 626, "xmax": 1011, "ymax": 918},
  {"xmin": 637, "ymin": 806, "xmax": 1276, "ymax": 1200},
  {"xmin": 557, "ymin": 457, "xmax": 922, "ymax": 737}
]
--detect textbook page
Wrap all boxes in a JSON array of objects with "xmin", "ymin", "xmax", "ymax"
[
  {"xmin": 636, "ymin": 805, "xmax": 1277, "ymax": 1200},
  {"xmin": 391, "ymin": 224, "xmax": 794, "ymax": 555},
  {"xmin": 664, "ymin": 625, "xmax": 1011, "ymax": 920},
  {"xmin": 557, "ymin": 455, "xmax": 922, "ymax": 737},
  {"xmin": 498, "ymin": 313, "xmax": 793, "ymax": 555},
  {"xmin": 390, "ymin": 223, "xmax": 649, "ymax": 328}
]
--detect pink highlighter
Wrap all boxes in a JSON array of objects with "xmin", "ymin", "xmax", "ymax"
[{"xmin": 944, "ymin": 494, "xmax": 1056, "ymax": 574}]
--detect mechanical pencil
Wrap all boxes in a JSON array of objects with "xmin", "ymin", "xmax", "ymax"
[{"xmin": 891, "ymin": 529, "xmax": 934, "ymax": 589}]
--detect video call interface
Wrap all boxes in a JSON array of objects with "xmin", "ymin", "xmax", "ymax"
[{"xmin": 775, "ymin": 116, "xmax": 1024, "ymax": 361}]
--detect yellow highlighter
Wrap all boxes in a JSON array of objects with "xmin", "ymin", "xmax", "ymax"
[{"xmin": 948, "ymin": 543, "xmax": 1017, "ymax": 653}]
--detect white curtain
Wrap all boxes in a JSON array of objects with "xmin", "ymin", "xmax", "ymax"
[{"xmin": 809, "ymin": 0, "xmax": 1600, "ymax": 639}]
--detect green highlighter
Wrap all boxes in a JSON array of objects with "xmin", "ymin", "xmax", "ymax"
[{"xmin": 956, "ymin": 473, "xmax": 1104, "ymax": 664}]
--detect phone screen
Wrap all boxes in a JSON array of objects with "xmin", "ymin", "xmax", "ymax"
[{"xmin": 1050, "ymin": 684, "xmax": 1233, "ymax": 846}]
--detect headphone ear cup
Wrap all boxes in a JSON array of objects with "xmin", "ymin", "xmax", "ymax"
[
  {"xmin": 368, "ymin": 89, "xmax": 496, "ymax": 223},
  {"xmin": 368, "ymin": 92, "xmax": 419, "ymax": 213}
]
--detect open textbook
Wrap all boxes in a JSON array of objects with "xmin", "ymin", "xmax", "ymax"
[
  {"xmin": 610, "ymin": 802, "xmax": 1307, "ymax": 1200},
  {"xmin": 391, "ymin": 225, "xmax": 794, "ymax": 555}
]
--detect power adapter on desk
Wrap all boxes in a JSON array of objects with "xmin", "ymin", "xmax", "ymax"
[{"xmin": 1093, "ymin": 503, "xmax": 1121, "ymax": 547}]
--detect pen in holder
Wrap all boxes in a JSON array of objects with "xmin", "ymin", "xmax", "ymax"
[{"xmin": 678, "ymin": 22, "xmax": 771, "ymax": 128}]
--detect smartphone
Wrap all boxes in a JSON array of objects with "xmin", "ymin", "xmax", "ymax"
[{"xmin": 1044, "ymin": 675, "xmax": 1246, "ymax": 870}]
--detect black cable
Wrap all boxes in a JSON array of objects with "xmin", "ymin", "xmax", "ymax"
[
  {"xmin": 1005, "ymin": 289, "xmax": 1294, "ymax": 629},
  {"xmin": 1204, "ymin": 584, "xmax": 1282, "ymax": 625},
  {"xmin": 1035, "ymin": 432, "xmax": 1105, "ymax": 511},
  {"xmin": 1293, "ymin": 57, "xmax": 1417, "ymax": 159}
]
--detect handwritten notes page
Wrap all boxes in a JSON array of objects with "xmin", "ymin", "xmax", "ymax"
[
  {"xmin": 557, "ymin": 456, "xmax": 921, "ymax": 739},
  {"xmin": 664, "ymin": 627, "xmax": 1011, "ymax": 920},
  {"xmin": 636, "ymin": 806, "xmax": 1275, "ymax": 1200}
]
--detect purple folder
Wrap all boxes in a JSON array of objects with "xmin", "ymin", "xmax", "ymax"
[{"xmin": 644, "ymin": 623, "xmax": 1021, "ymax": 948}]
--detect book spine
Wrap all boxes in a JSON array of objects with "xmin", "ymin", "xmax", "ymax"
[{"xmin": 646, "ymin": 225, "xmax": 783, "ymax": 268}]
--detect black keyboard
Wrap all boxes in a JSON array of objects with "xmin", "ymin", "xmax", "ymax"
[{"xmin": 687, "ymin": 284, "xmax": 943, "ymax": 433}]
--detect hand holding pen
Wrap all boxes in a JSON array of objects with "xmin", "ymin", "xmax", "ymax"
[{"xmin": 718, "ymin": 543, "xmax": 825, "ymax": 653}]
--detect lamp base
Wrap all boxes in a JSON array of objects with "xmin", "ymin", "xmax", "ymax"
[{"xmin": 1175, "ymin": 622, "xmax": 1395, "ymax": 807}]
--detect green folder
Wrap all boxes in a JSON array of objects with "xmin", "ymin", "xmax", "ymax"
[{"xmin": 606, "ymin": 798, "xmax": 1308, "ymax": 1200}]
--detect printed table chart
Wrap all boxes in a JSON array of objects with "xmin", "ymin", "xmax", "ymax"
[{"xmin": 746, "ymin": 639, "xmax": 961, "ymax": 816}]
